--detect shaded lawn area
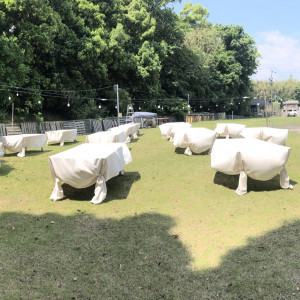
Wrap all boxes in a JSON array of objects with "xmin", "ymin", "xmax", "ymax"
[{"xmin": 0, "ymin": 117, "xmax": 299, "ymax": 298}]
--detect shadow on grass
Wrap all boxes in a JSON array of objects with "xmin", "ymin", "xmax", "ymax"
[
  {"xmin": 0, "ymin": 161, "xmax": 15, "ymax": 175},
  {"xmin": 3, "ymin": 149, "xmax": 52, "ymax": 157},
  {"xmin": 47, "ymin": 140, "xmax": 80, "ymax": 147},
  {"xmin": 175, "ymin": 148, "xmax": 210, "ymax": 155},
  {"xmin": 213, "ymin": 172, "xmax": 297, "ymax": 192},
  {"xmin": 62, "ymin": 171, "xmax": 141, "ymax": 202},
  {"xmin": 0, "ymin": 212, "xmax": 299, "ymax": 299}
]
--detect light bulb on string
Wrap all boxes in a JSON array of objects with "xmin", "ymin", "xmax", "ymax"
[
  {"xmin": 115, "ymin": 105, "xmax": 117, "ymax": 109},
  {"xmin": 8, "ymin": 96, "xmax": 11, "ymax": 100},
  {"xmin": 16, "ymin": 93, "xmax": 19, "ymax": 97},
  {"xmin": 38, "ymin": 100, "xmax": 41, "ymax": 104},
  {"xmin": 139, "ymin": 106, "xmax": 141, "ymax": 110},
  {"xmin": 216, "ymin": 104, "xmax": 218, "ymax": 107},
  {"xmin": 200, "ymin": 105, "xmax": 202, "ymax": 108},
  {"xmin": 158, "ymin": 105, "xmax": 160, "ymax": 108},
  {"xmin": 67, "ymin": 102, "xmax": 70, "ymax": 107},
  {"xmin": 98, "ymin": 104, "xmax": 101, "ymax": 109}
]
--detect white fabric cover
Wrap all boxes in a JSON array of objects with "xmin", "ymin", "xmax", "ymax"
[
  {"xmin": 211, "ymin": 138, "xmax": 292, "ymax": 195},
  {"xmin": 108, "ymin": 123, "xmax": 140, "ymax": 143},
  {"xmin": 0, "ymin": 142, "xmax": 4, "ymax": 157},
  {"xmin": 49, "ymin": 143, "xmax": 132, "ymax": 204},
  {"xmin": 174, "ymin": 127, "xmax": 217, "ymax": 155},
  {"xmin": 46, "ymin": 129, "xmax": 77, "ymax": 146},
  {"xmin": 0, "ymin": 142, "xmax": 2, "ymax": 167},
  {"xmin": 86, "ymin": 131, "xmax": 125, "ymax": 143},
  {"xmin": 159, "ymin": 122, "xmax": 184, "ymax": 139},
  {"xmin": 215, "ymin": 123, "xmax": 246, "ymax": 138},
  {"xmin": 169, "ymin": 123, "xmax": 192, "ymax": 141},
  {"xmin": 0, "ymin": 134, "xmax": 46, "ymax": 157},
  {"xmin": 240, "ymin": 127, "xmax": 288, "ymax": 145}
]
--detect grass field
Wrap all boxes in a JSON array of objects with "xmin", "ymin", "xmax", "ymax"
[{"xmin": 0, "ymin": 117, "xmax": 299, "ymax": 299}]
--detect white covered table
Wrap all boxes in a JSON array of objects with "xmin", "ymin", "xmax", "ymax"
[
  {"xmin": 211, "ymin": 139, "xmax": 293, "ymax": 195},
  {"xmin": 108, "ymin": 123, "xmax": 140, "ymax": 143},
  {"xmin": 49, "ymin": 143, "xmax": 132, "ymax": 204},
  {"xmin": 159, "ymin": 122, "xmax": 190, "ymax": 140},
  {"xmin": 0, "ymin": 142, "xmax": 2, "ymax": 166},
  {"xmin": 215, "ymin": 123, "xmax": 246, "ymax": 138},
  {"xmin": 173, "ymin": 127, "xmax": 217, "ymax": 155},
  {"xmin": 0, "ymin": 134, "xmax": 46, "ymax": 157},
  {"xmin": 46, "ymin": 129, "xmax": 77, "ymax": 146},
  {"xmin": 240, "ymin": 127, "xmax": 288, "ymax": 145},
  {"xmin": 86, "ymin": 131, "xmax": 125, "ymax": 143}
]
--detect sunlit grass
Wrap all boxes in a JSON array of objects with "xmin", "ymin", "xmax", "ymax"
[{"xmin": 0, "ymin": 116, "xmax": 299, "ymax": 298}]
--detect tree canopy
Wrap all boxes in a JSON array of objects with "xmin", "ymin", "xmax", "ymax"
[{"xmin": 0, "ymin": 0, "xmax": 259, "ymax": 121}]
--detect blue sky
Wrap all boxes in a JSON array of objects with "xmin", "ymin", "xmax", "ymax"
[{"xmin": 168, "ymin": 0, "xmax": 300, "ymax": 81}]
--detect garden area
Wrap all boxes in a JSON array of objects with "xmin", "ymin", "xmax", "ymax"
[{"xmin": 0, "ymin": 117, "xmax": 299, "ymax": 299}]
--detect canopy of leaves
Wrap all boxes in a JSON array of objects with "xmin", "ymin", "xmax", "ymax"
[{"xmin": 0, "ymin": 0, "xmax": 259, "ymax": 121}]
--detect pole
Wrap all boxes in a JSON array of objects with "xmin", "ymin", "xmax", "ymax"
[
  {"xmin": 115, "ymin": 84, "xmax": 120, "ymax": 125},
  {"xmin": 12, "ymin": 102, "xmax": 14, "ymax": 128},
  {"xmin": 264, "ymin": 91, "xmax": 268, "ymax": 127}
]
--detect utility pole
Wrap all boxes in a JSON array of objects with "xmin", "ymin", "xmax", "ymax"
[
  {"xmin": 114, "ymin": 84, "xmax": 120, "ymax": 125},
  {"xmin": 264, "ymin": 90, "xmax": 269, "ymax": 127},
  {"xmin": 269, "ymin": 70, "xmax": 276, "ymax": 115}
]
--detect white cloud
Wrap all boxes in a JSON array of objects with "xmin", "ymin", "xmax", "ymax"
[{"xmin": 252, "ymin": 31, "xmax": 300, "ymax": 80}]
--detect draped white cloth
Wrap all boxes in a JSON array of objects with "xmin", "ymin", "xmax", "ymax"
[
  {"xmin": 49, "ymin": 143, "xmax": 132, "ymax": 204},
  {"xmin": 46, "ymin": 129, "xmax": 77, "ymax": 146},
  {"xmin": 215, "ymin": 123, "xmax": 246, "ymax": 138},
  {"xmin": 169, "ymin": 123, "xmax": 192, "ymax": 141},
  {"xmin": 159, "ymin": 122, "xmax": 186, "ymax": 139},
  {"xmin": 0, "ymin": 134, "xmax": 46, "ymax": 157},
  {"xmin": 86, "ymin": 131, "xmax": 125, "ymax": 144},
  {"xmin": 0, "ymin": 142, "xmax": 4, "ymax": 158},
  {"xmin": 211, "ymin": 138, "xmax": 293, "ymax": 195},
  {"xmin": 173, "ymin": 127, "xmax": 217, "ymax": 155},
  {"xmin": 240, "ymin": 127, "xmax": 288, "ymax": 145},
  {"xmin": 108, "ymin": 123, "xmax": 140, "ymax": 143},
  {"xmin": 0, "ymin": 142, "xmax": 2, "ymax": 166}
]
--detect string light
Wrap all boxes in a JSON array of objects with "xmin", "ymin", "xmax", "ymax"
[
  {"xmin": 67, "ymin": 102, "xmax": 70, "ymax": 107},
  {"xmin": 8, "ymin": 96, "xmax": 11, "ymax": 100},
  {"xmin": 98, "ymin": 104, "xmax": 101, "ymax": 109},
  {"xmin": 38, "ymin": 100, "xmax": 41, "ymax": 104}
]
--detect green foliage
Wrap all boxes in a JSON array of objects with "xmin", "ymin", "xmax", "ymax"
[
  {"xmin": 0, "ymin": 0, "xmax": 259, "ymax": 121},
  {"xmin": 252, "ymin": 78, "xmax": 300, "ymax": 102}
]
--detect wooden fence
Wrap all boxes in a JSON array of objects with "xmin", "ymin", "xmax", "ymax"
[
  {"xmin": 0, "ymin": 118, "xmax": 121, "ymax": 136},
  {"xmin": 185, "ymin": 113, "xmax": 215, "ymax": 122}
]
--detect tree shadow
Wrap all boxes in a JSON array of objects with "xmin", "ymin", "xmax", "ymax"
[
  {"xmin": 213, "ymin": 171, "xmax": 297, "ymax": 192},
  {"xmin": 61, "ymin": 171, "xmax": 141, "ymax": 203},
  {"xmin": 0, "ymin": 212, "xmax": 298, "ymax": 299},
  {"xmin": 0, "ymin": 160, "xmax": 15, "ymax": 175}
]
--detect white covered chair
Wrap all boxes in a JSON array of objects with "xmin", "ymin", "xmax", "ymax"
[
  {"xmin": 211, "ymin": 138, "xmax": 293, "ymax": 195},
  {"xmin": 215, "ymin": 123, "xmax": 246, "ymax": 139}
]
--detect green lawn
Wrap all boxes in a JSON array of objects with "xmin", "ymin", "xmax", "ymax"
[{"xmin": 0, "ymin": 117, "xmax": 299, "ymax": 299}]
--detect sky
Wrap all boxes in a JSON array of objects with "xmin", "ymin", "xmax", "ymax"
[{"xmin": 169, "ymin": 0, "xmax": 300, "ymax": 81}]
